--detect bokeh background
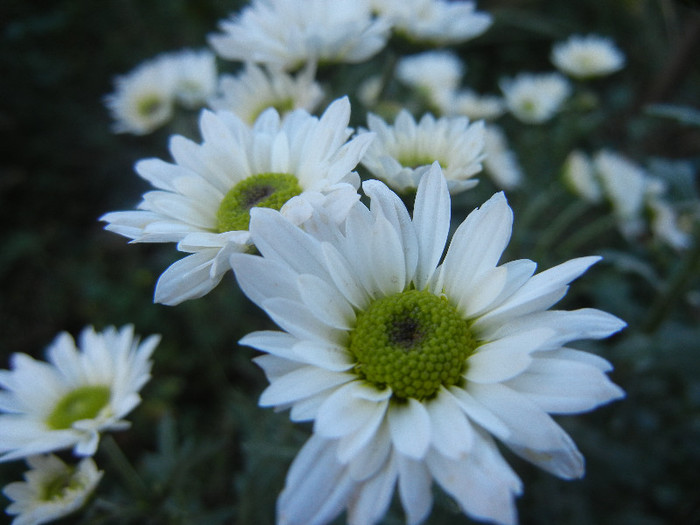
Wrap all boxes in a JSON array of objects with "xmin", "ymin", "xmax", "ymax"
[{"xmin": 1, "ymin": 0, "xmax": 699, "ymax": 523}]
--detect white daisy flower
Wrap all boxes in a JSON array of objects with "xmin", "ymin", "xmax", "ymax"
[
  {"xmin": 104, "ymin": 56, "xmax": 179, "ymax": 135},
  {"xmin": 482, "ymin": 124, "xmax": 523, "ymax": 190},
  {"xmin": 374, "ymin": 0, "xmax": 492, "ymax": 45},
  {"xmin": 3, "ymin": 455, "xmax": 103, "ymax": 525},
  {"xmin": 230, "ymin": 164, "xmax": 626, "ymax": 525},
  {"xmin": 443, "ymin": 88, "xmax": 506, "ymax": 121},
  {"xmin": 500, "ymin": 72, "xmax": 571, "ymax": 124},
  {"xmin": 551, "ymin": 34, "xmax": 625, "ymax": 80},
  {"xmin": 208, "ymin": 0, "xmax": 390, "ymax": 71},
  {"xmin": 562, "ymin": 150, "xmax": 603, "ymax": 203},
  {"xmin": 593, "ymin": 149, "xmax": 648, "ymax": 236},
  {"xmin": 359, "ymin": 110, "xmax": 485, "ymax": 194},
  {"xmin": 166, "ymin": 49, "xmax": 218, "ymax": 109},
  {"xmin": 101, "ymin": 97, "xmax": 373, "ymax": 305},
  {"xmin": 0, "ymin": 326, "xmax": 158, "ymax": 462},
  {"xmin": 208, "ymin": 63, "xmax": 323, "ymax": 125},
  {"xmin": 647, "ymin": 197, "xmax": 692, "ymax": 251},
  {"xmin": 396, "ymin": 51, "xmax": 464, "ymax": 110}
]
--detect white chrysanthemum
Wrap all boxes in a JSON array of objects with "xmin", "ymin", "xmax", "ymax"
[
  {"xmin": 482, "ymin": 124, "xmax": 523, "ymax": 190},
  {"xmin": 230, "ymin": 164, "xmax": 625, "ymax": 525},
  {"xmin": 500, "ymin": 72, "xmax": 571, "ymax": 124},
  {"xmin": 359, "ymin": 110, "xmax": 484, "ymax": 194},
  {"xmin": 101, "ymin": 97, "xmax": 373, "ymax": 305},
  {"xmin": 396, "ymin": 51, "xmax": 464, "ymax": 109},
  {"xmin": 0, "ymin": 326, "xmax": 158, "ymax": 462},
  {"xmin": 165, "ymin": 49, "xmax": 218, "ymax": 108},
  {"xmin": 3, "ymin": 455, "xmax": 103, "ymax": 525},
  {"xmin": 562, "ymin": 150, "xmax": 603, "ymax": 203},
  {"xmin": 647, "ymin": 197, "xmax": 692, "ymax": 251},
  {"xmin": 551, "ymin": 34, "xmax": 625, "ymax": 79},
  {"xmin": 593, "ymin": 150, "xmax": 648, "ymax": 235},
  {"xmin": 209, "ymin": 0, "xmax": 390, "ymax": 71},
  {"xmin": 104, "ymin": 56, "xmax": 179, "ymax": 135},
  {"xmin": 443, "ymin": 88, "xmax": 506, "ymax": 121},
  {"xmin": 374, "ymin": 0, "xmax": 492, "ymax": 45},
  {"xmin": 208, "ymin": 63, "xmax": 323, "ymax": 125}
]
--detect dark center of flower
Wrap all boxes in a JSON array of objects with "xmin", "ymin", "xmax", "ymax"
[
  {"xmin": 348, "ymin": 289, "xmax": 478, "ymax": 400},
  {"xmin": 46, "ymin": 385, "xmax": 111, "ymax": 430},
  {"xmin": 216, "ymin": 173, "xmax": 302, "ymax": 232}
]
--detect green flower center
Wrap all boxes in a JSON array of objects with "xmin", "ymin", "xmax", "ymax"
[
  {"xmin": 252, "ymin": 98, "xmax": 295, "ymax": 122},
  {"xmin": 399, "ymin": 155, "xmax": 440, "ymax": 170},
  {"xmin": 348, "ymin": 289, "xmax": 478, "ymax": 400},
  {"xmin": 42, "ymin": 468, "xmax": 80, "ymax": 501},
  {"xmin": 46, "ymin": 385, "xmax": 111, "ymax": 430},
  {"xmin": 137, "ymin": 94, "xmax": 165, "ymax": 117},
  {"xmin": 216, "ymin": 173, "xmax": 302, "ymax": 233}
]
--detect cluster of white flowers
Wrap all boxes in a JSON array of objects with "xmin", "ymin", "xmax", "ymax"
[
  {"xmin": 105, "ymin": 49, "xmax": 217, "ymax": 135},
  {"xmin": 0, "ymin": 325, "xmax": 159, "ymax": 524}
]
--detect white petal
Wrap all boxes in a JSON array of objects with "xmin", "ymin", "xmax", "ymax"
[
  {"xmin": 388, "ymin": 398, "xmax": 431, "ymax": 459},
  {"xmin": 321, "ymin": 243, "xmax": 370, "ymax": 310},
  {"xmin": 315, "ymin": 382, "xmax": 387, "ymax": 440},
  {"xmin": 259, "ymin": 366, "xmax": 354, "ymax": 407},
  {"xmin": 426, "ymin": 388, "xmax": 475, "ymax": 459},
  {"xmin": 154, "ymin": 250, "xmax": 224, "ymax": 305},
  {"xmin": 261, "ymin": 297, "xmax": 345, "ymax": 344},
  {"xmin": 230, "ymin": 253, "xmax": 300, "ymax": 307},
  {"xmin": 397, "ymin": 454, "xmax": 433, "ymax": 525},
  {"xmin": 348, "ymin": 457, "xmax": 397, "ymax": 525},
  {"xmin": 298, "ymin": 274, "xmax": 356, "ymax": 330},
  {"xmin": 369, "ymin": 214, "xmax": 407, "ymax": 297}
]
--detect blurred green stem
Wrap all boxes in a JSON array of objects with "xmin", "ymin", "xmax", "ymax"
[
  {"xmin": 558, "ymin": 215, "xmax": 618, "ymax": 255},
  {"xmin": 535, "ymin": 199, "xmax": 591, "ymax": 260},
  {"xmin": 102, "ymin": 434, "xmax": 149, "ymax": 497},
  {"xmin": 643, "ymin": 231, "xmax": 700, "ymax": 333}
]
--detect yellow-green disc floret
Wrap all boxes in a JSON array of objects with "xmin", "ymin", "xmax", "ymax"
[
  {"xmin": 348, "ymin": 289, "xmax": 478, "ymax": 400},
  {"xmin": 216, "ymin": 172, "xmax": 302, "ymax": 232},
  {"xmin": 46, "ymin": 385, "xmax": 111, "ymax": 430}
]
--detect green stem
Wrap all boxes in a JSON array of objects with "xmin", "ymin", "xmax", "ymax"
[
  {"xmin": 558, "ymin": 214, "xmax": 618, "ymax": 255},
  {"xmin": 101, "ymin": 434, "xmax": 148, "ymax": 497},
  {"xmin": 534, "ymin": 199, "xmax": 591, "ymax": 260}
]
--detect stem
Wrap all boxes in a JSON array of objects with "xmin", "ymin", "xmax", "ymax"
[
  {"xmin": 101, "ymin": 434, "xmax": 148, "ymax": 497},
  {"xmin": 558, "ymin": 214, "xmax": 618, "ymax": 255},
  {"xmin": 534, "ymin": 199, "xmax": 591, "ymax": 260}
]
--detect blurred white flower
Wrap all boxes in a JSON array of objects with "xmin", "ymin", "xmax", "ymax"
[
  {"xmin": 230, "ymin": 165, "xmax": 625, "ymax": 525},
  {"xmin": 562, "ymin": 150, "xmax": 603, "ymax": 203},
  {"xmin": 209, "ymin": 0, "xmax": 390, "ymax": 70},
  {"xmin": 166, "ymin": 49, "xmax": 218, "ymax": 108},
  {"xmin": 500, "ymin": 72, "xmax": 571, "ymax": 124},
  {"xmin": 551, "ymin": 34, "xmax": 625, "ymax": 79},
  {"xmin": 396, "ymin": 50, "xmax": 464, "ymax": 110},
  {"xmin": 3, "ymin": 455, "xmax": 102, "ymax": 525},
  {"xmin": 0, "ymin": 326, "xmax": 158, "ymax": 462},
  {"xmin": 443, "ymin": 88, "xmax": 506, "ymax": 121},
  {"xmin": 359, "ymin": 109, "xmax": 485, "ymax": 194},
  {"xmin": 374, "ymin": 0, "xmax": 492, "ymax": 45},
  {"xmin": 101, "ymin": 97, "xmax": 372, "ymax": 305},
  {"xmin": 648, "ymin": 197, "xmax": 692, "ymax": 250},
  {"xmin": 482, "ymin": 125, "xmax": 523, "ymax": 190},
  {"xmin": 209, "ymin": 63, "xmax": 323, "ymax": 125}
]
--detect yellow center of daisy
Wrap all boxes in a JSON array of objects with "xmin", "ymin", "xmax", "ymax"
[
  {"xmin": 137, "ymin": 94, "xmax": 166, "ymax": 117},
  {"xmin": 399, "ymin": 155, "xmax": 440, "ymax": 170},
  {"xmin": 216, "ymin": 173, "xmax": 302, "ymax": 232},
  {"xmin": 41, "ymin": 467, "xmax": 80, "ymax": 501},
  {"xmin": 348, "ymin": 289, "xmax": 477, "ymax": 400},
  {"xmin": 46, "ymin": 386, "xmax": 111, "ymax": 430}
]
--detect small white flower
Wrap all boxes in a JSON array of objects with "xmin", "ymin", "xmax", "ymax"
[
  {"xmin": 443, "ymin": 88, "xmax": 506, "ymax": 121},
  {"xmin": 0, "ymin": 326, "xmax": 158, "ymax": 462},
  {"xmin": 562, "ymin": 150, "xmax": 603, "ymax": 203},
  {"xmin": 166, "ymin": 49, "xmax": 218, "ymax": 108},
  {"xmin": 359, "ymin": 110, "xmax": 485, "ymax": 194},
  {"xmin": 104, "ymin": 56, "xmax": 179, "ymax": 135},
  {"xmin": 3, "ymin": 455, "xmax": 103, "ymax": 525},
  {"xmin": 101, "ymin": 97, "xmax": 373, "ymax": 305},
  {"xmin": 208, "ymin": 63, "xmax": 323, "ymax": 125},
  {"xmin": 209, "ymin": 0, "xmax": 390, "ymax": 70},
  {"xmin": 593, "ymin": 150, "xmax": 648, "ymax": 234},
  {"xmin": 374, "ymin": 0, "xmax": 492, "ymax": 45},
  {"xmin": 230, "ymin": 164, "xmax": 625, "ymax": 525},
  {"xmin": 647, "ymin": 197, "xmax": 692, "ymax": 250},
  {"xmin": 482, "ymin": 124, "xmax": 523, "ymax": 189},
  {"xmin": 500, "ymin": 72, "xmax": 571, "ymax": 124},
  {"xmin": 552, "ymin": 34, "xmax": 625, "ymax": 79},
  {"xmin": 396, "ymin": 51, "xmax": 464, "ymax": 109}
]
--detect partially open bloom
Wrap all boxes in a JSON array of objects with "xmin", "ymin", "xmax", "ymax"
[
  {"xmin": 374, "ymin": 0, "xmax": 492, "ymax": 45},
  {"xmin": 500, "ymin": 72, "xmax": 571, "ymax": 124},
  {"xmin": 359, "ymin": 110, "xmax": 485, "ymax": 194},
  {"xmin": 482, "ymin": 125, "xmax": 523, "ymax": 190},
  {"xmin": 396, "ymin": 51, "xmax": 464, "ymax": 110},
  {"xmin": 562, "ymin": 150, "xmax": 603, "ymax": 204},
  {"xmin": 551, "ymin": 34, "xmax": 625, "ymax": 79},
  {"xmin": 208, "ymin": 63, "xmax": 323, "ymax": 125},
  {"xmin": 230, "ymin": 165, "xmax": 625, "ymax": 525},
  {"xmin": 101, "ymin": 97, "xmax": 372, "ymax": 305},
  {"xmin": 3, "ymin": 455, "xmax": 103, "ymax": 525},
  {"xmin": 209, "ymin": 0, "xmax": 390, "ymax": 70},
  {"xmin": 0, "ymin": 326, "xmax": 158, "ymax": 462}
]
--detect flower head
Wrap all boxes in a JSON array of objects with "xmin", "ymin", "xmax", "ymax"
[
  {"xmin": 500, "ymin": 72, "xmax": 571, "ymax": 124},
  {"xmin": 374, "ymin": 0, "xmax": 492, "ymax": 45},
  {"xmin": 359, "ymin": 110, "xmax": 485, "ymax": 194},
  {"xmin": 562, "ymin": 150, "xmax": 603, "ymax": 203},
  {"xmin": 209, "ymin": 0, "xmax": 390, "ymax": 70},
  {"xmin": 396, "ymin": 51, "xmax": 464, "ymax": 109},
  {"xmin": 444, "ymin": 89, "xmax": 506, "ymax": 121},
  {"xmin": 230, "ymin": 165, "xmax": 625, "ymax": 525},
  {"xmin": 208, "ymin": 63, "xmax": 323, "ymax": 125},
  {"xmin": 101, "ymin": 97, "xmax": 372, "ymax": 305},
  {"xmin": 552, "ymin": 34, "xmax": 625, "ymax": 79},
  {"xmin": 0, "ymin": 326, "xmax": 158, "ymax": 462},
  {"xmin": 165, "ymin": 49, "xmax": 218, "ymax": 108},
  {"xmin": 3, "ymin": 455, "xmax": 102, "ymax": 525},
  {"xmin": 482, "ymin": 124, "xmax": 523, "ymax": 190}
]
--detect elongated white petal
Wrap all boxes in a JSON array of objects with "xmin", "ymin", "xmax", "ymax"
[
  {"xmin": 388, "ymin": 398, "xmax": 431, "ymax": 459},
  {"xmin": 259, "ymin": 366, "xmax": 354, "ymax": 407},
  {"xmin": 397, "ymin": 454, "xmax": 433, "ymax": 525},
  {"xmin": 426, "ymin": 388, "xmax": 475, "ymax": 459},
  {"xmin": 230, "ymin": 253, "xmax": 300, "ymax": 307},
  {"xmin": 348, "ymin": 456, "xmax": 397, "ymax": 525},
  {"xmin": 298, "ymin": 274, "xmax": 356, "ymax": 330}
]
